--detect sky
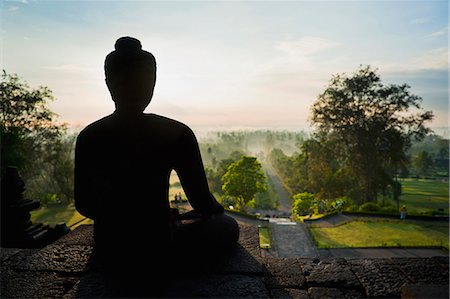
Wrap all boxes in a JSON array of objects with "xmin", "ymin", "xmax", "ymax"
[{"xmin": 2, "ymin": 0, "xmax": 449, "ymax": 133}]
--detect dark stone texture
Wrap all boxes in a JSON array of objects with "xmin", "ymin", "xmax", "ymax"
[
  {"xmin": 1, "ymin": 248, "xmax": 39, "ymax": 268},
  {"xmin": 308, "ymin": 287, "xmax": 364, "ymax": 299},
  {"xmin": 0, "ymin": 268, "xmax": 78, "ymax": 298},
  {"xmin": 301, "ymin": 258, "xmax": 361, "ymax": 289},
  {"xmin": 17, "ymin": 243, "xmax": 93, "ymax": 273},
  {"xmin": 63, "ymin": 272, "xmax": 107, "ymax": 298},
  {"xmin": 238, "ymin": 225, "xmax": 262, "ymax": 261},
  {"xmin": 165, "ymin": 274, "xmax": 269, "ymax": 298},
  {"xmin": 263, "ymin": 257, "xmax": 306, "ymax": 288},
  {"xmin": 54, "ymin": 224, "xmax": 95, "ymax": 246},
  {"xmin": 394, "ymin": 257, "xmax": 449, "ymax": 285},
  {"xmin": 2, "ymin": 225, "xmax": 449, "ymax": 299},
  {"xmin": 347, "ymin": 258, "xmax": 409, "ymax": 298},
  {"xmin": 401, "ymin": 284, "xmax": 450, "ymax": 299},
  {"xmin": 270, "ymin": 288, "xmax": 309, "ymax": 299},
  {"xmin": 0, "ymin": 247, "xmax": 21, "ymax": 262}
]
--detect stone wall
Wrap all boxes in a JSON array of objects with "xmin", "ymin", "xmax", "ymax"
[{"xmin": 1, "ymin": 224, "xmax": 448, "ymax": 298}]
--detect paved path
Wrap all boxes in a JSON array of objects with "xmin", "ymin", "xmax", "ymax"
[
  {"xmin": 263, "ymin": 165, "xmax": 292, "ymax": 215},
  {"xmin": 269, "ymin": 220, "xmax": 318, "ymax": 258}
]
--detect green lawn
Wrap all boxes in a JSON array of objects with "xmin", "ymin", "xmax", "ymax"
[
  {"xmin": 310, "ymin": 220, "xmax": 449, "ymax": 249},
  {"xmin": 30, "ymin": 204, "xmax": 93, "ymax": 229},
  {"xmin": 388, "ymin": 179, "xmax": 449, "ymax": 215},
  {"xmin": 258, "ymin": 226, "xmax": 271, "ymax": 249}
]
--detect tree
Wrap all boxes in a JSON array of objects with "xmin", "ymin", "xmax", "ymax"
[
  {"xmin": 222, "ymin": 156, "xmax": 267, "ymax": 209},
  {"xmin": 0, "ymin": 71, "xmax": 70, "ymax": 203},
  {"xmin": 412, "ymin": 150, "xmax": 434, "ymax": 178},
  {"xmin": 292, "ymin": 192, "xmax": 315, "ymax": 216},
  {"xmin": 311, "ymin": 66, "xmax": 433, "ymax": 202}
]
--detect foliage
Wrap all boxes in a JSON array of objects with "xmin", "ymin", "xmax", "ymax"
[
  {"xmin": 222, "ymin": 156, "xmax": 267, "ymax": 209},
  {"xmin": 218, "ymin": 195, "xmax": 237, "ymax": 208},
  {"xmin": 359, "ymin": 202, "xmax": 381, "ymax": 212},
  {"xmin": 292, "ymin": 192, "xmax": 315, "ymax": 216},
  {"xmin": 412, "ymin": 150, "xmax": 434, "ymax": 177},
  {"xmin": 205, "ymin": 151, "xmax": 244, "ymax": 195},
  {"xmin": 0, "ymin": 71, "xmax": 73, "ymax": 204},
  {"xmin": 26, "ymin": 134, "xmax": 76, "ymax": 204},
  {"xmin": 310, "ymin": 65, "xmax": 433, "ymax": 202}
]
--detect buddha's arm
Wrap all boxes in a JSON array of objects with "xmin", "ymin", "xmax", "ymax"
[
  {"xmin": 74, "ymin": 133, "xmax": 99, "ymax": 220},
  {"xmin": 174, "ymin": 127, "xmax": 224, "ymax": 216}
]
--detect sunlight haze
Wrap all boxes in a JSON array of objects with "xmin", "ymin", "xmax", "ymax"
[{"xmin": 2, "ymin": 0, "xmax": 448, "ymax": 132}]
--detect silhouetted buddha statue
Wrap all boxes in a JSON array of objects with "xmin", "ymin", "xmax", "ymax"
[{"xmin": 74, "ymin": 37, "xmax": 239, "ymax": 269}]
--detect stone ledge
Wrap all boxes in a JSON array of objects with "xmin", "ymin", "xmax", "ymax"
[{"xmin": 1, "ymin": 224, "xmax": 448, "ymax": 298}]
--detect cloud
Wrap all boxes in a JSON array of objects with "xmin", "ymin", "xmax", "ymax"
[
  {"xmin": 429, "ymin": 27, "xmax": 448, "ymax": 38},
  {"xmin": 8, "ymin": 6, "xmax": 19, "ymax": 11},
  {"xmin": 412, "ymin": 48, "xmax": 448, "ymax": 71},
  {"xmin": 383, "ymin": 48, "xmax": 448, "ymax": 73},
  {"xmin": 42, "ymin": 64, "xmax": 98, "ymax": 74},
  {"xmin": 411, "ymin": 18, "xmax": 430, "ymax": 25},
  {"xmin": 275, "ymin": 36, "xmax": 340, "ymax": 57}
]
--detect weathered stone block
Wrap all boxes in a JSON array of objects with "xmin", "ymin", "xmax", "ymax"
[
  {"xmin": 301, "ymin": 258, "xmax": 361, "ymax": 289},
  {"xmin": 1, "ymin": 248, "xmax": 39, "ymax": 269},
  {"xmin": 263, "ymin": 257, "xmax": 306, "ymax": 288},
  {"xmin": 401, "ymin": 283, "xmax": 450, "ymax": 299},
  {"xmin": 63, "ymin": 272, "xmax": 107, "ymax": 298},
  {"xmin": 0, "ymin": 248, "xmax": 21, "ymax": 262},
  {"xmin": 54, "ymin": 225, "xmax": 95, "ymax": 246},
  {"xmin": 17, "ymin": 244, "xmax": 94, "ymax": 273},
  {"xmin": 394, "ymin": 257, "xmax": 449, "ymax": 285},
  {"xmin": 0, "ymin": 268, "xmax": 77, "ymax": 298},
  {"xmin": 347, "ymin": 258, "xmax": 409, "ymax": 298},
  {"xmin": 270, "ymin": 288, "xmax": 309, "ymax": 299},
  {"xmin": 308, "ymin": 287, "xmax": 364, "ymax": 299},
  {"xmin": 165, "ymin": 274, "xmax": 270, "ymax": 298}
]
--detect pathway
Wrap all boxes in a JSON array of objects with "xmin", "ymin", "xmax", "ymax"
[
  {"xmin": 263, "ymin": 165, "xmax": 292, "ymax": 215},
  {"xmin": 268, "ymin": 219, "xmax": 318, "ymax": 258}
]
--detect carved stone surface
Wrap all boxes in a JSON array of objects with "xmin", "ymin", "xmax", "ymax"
[
  {"xmin": 347, "ymin": 258, "xmax": 410, "ymax": 298},
  {"xmin": 0, "ymin": 268, "xmax": 77, "ymax": 298},
  {"xmin": 16, "ymin": 244, "xmax": 94, "ymax": 273},
  {"xmin": 166, "ymin": 274, "xmax": 269, "ymax": 298},
  {"xmin": 270, "ymin": 288, "xmax": 309, "ymax": 299},
  {"xmin": 308, "ymin": 287, "xmax": 364, "ymax": 299},
  {"xmin": 263, "ymin": 257, "xmax": 306, "ymax": 288},
  {"xmin": 1, "ymin": 224, "xmax": 449, "ymax": 298},
  {"xmin": 394, "ymin": 257, "xmax": 450, "ymax": 284},
  {"xmin": 53, "ymin": 225, "xmax": 95, "ymax": 246},
  {"xmin": 301, "ymin": 258, "xmax": 361, "ymax": 289},
  {"xmin": 0, "ymin": 248, "xmax": 21, "ymax": 262}
]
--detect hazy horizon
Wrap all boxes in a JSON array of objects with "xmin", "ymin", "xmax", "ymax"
[{"xmin": 3, "ymin": 1, "xmax": 448, "ymax": 132}]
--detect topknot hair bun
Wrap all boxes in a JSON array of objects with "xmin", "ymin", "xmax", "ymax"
[{"xmin": 115, "ymin": 36, "xmax": 142, "ymax": 51}]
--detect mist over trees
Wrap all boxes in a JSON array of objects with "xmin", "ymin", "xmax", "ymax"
[
  {"xmin": 1, "ymin": 71, "xmax": 73, "ymax": 204},
  {"xmin": 2, "ymin": 68, "xmax": 446, "ymax": 216}
]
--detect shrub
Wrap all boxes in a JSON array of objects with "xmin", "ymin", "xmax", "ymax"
[
  {"xmin": 292, "ymin": 192, "xmax": 315, "ymax": 216},
  {"xmin": 359, "ymin": 202, "xmax": 380, "ymax": 212}
]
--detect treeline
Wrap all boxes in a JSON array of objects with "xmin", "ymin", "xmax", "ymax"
[
  {"xmin": 268, "ymin": 66, "xmax": 446, "ymax": 217},
  {"xmin": 1, "ymin": 71, "xmax": 74, "ymax": 206},
  {"xmin": 269, "ymin": 133, "xmax": 448, "ymax": 203}
]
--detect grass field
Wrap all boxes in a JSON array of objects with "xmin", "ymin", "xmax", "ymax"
[
  {"xmin": 258, "ymin": 226, "xmax": 271, "ymax": 248},
  {"xmin": 30, "ymin": 204, "xmax": 93, "ymax": 229},
  {"xmin": 310, "ymin": 219, "xmax": 449, "ymax": 249},
  {"xmin": 392, "ymin": 179, "xmax": 449, "ymax": 215}
]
